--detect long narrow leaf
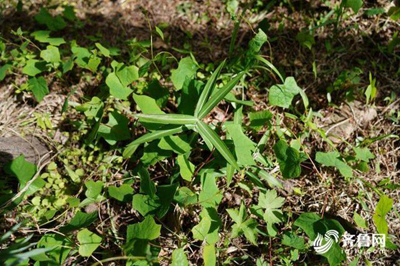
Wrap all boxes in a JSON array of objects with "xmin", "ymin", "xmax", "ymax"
[
  {"xmin": 123, "ymin": 125, "xmax": 194, "ymax": 158},
  {"xmin": 194, "ymin": 60, "xmax": 226, "ymax": 117},
  {"xmin": 136, "ymin": 114, "xmax": 198, "ymax": 125},
  {"xmin": 198, "ymin": 72, "xmax": 244, "ymax": 119},
  {"xmin": 196, "ymin": 121, "xmax": 239, "ymax": 170},
  {"xmin": 255, "ymin": 55, "xmax": 284, "ymax": 82}
]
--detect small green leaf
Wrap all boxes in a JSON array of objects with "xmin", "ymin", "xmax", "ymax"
[
  {"xmin": 77, "ymin": 229, "xmax": 102, "ymax": 257},
  {"xmin": 132, "ymin": 194, "xmax": 161, "ymax": 216},
  {"xmin": 269, "ymin": 77, "xmax": 300, "ymax": 108},
  {"xmin": 40, "ymin": 45, "xmax": 60, "ymax": 63},
  {"xmin": 192, "ymin": 216, "xmax": 212, "ymax": 241},
  {"xmin": 138, "ymin": 167, "xmax": 156, "ymax": 198},
  {"xmin": 171, "ymin": 57, "xmax": 198, "ymax": 90},
  {"xmin": 345, "ymin": 0, "xmax": 363, "ymax": 13},
  {"xmin": 106, "ymin": 72, "xmax": 133, "ymax": 100},
  {"xmin": 98, "ymin": 111, "xmax": 130, "ymax": 145},
  {"xmin": 4, "ymin": 155, "xmax": 36, "ymax": 189},
  {"xmin": 155, "ymin": 26, "xmax": 164, "ymax": 40},
  {"xmin": 159, "ymin": 136, "xmax": 191, "ymax": 154},
  {"xmin": 199, "ymin": 172, "xmax": 223, "ymax": 208},
  {"xmin": 85, "ymin": 180, "xmax": 103, "ymax": 199},
  {"xmin": 95, "ymin": 43, "xmax": 110, "ymax": 57},
  {"xmin": 177, "ymin": 155, "xmax": 195, "ymax": 181},
  {"xmin": 171, "ymin": 248, "xmax": 189, "ymax": 266},
  {"xmin": 353, "ymin": 212, "xmax": 367, "ymax": 229},
  {"xmin": 108, "ymin": 184, "xmax": 133, "ymax": 202},
  {"xmin": 196, "ymin": 121, "xmax": 239, "ymax": 170},
  {"xmin": 249, "ymin": 110, "xmax": 272, "ymax": 130},
  {"xmin": 174, "ymin": 187, "xmax": 197, "ymax": 206},
  {"xmin": 31, "ymin": 31, "xmax": 65, "ymax": 46},
  {"xmin": 126, "ymin": 216, "xmax": 161, "ymax": 241},
  {"xmin": 316, "ymin": 151, "xmax": 353, "ymax": 178},
  {"xmin": 132, "ymin": 93, "xmax": 164, "ymax": 114},
  {"xmin": 0, "ymin": 64, "xmax": 12, "ymax": 81},
  {"xmin": 60, "ymin": 211, "xmax": 98, "ymax": 233},
  {"xmin": 23, "ymin": 59, "xmax": 46, "ymax": 76},
  {"xmin": 373, "ymin": 195, "xmax": 393, "ymax": 235},
  {"xmin": 273, "ymin": 140, "xmax": 302, "ymax": 178},
  {"xmin": 203, "ymin": 244, "xmax": 216, "ymax": 266},
  {"xmin": 354, "ymin": 147, "xmax": 375, "ymax": 162},
  {"xmin": 116, "ymin": 65, "xmax": 138, "ymax": 86},
  {"xmin": 225, "ymin": 123, "xmax": 256, "ymax": 166},
  {"xmin": 28, "ymin": 76, "xmax": 49, "ymax": 102},
  {"xmin": 37, "ymin": 234, "xmax": 72, "ymax": 265}
]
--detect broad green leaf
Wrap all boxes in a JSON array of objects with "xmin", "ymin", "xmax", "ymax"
[
  {"xmin": 156, "ymin": 183, "xmax": 179, "ymax": 218},
  {"xmin": 197, "ymin": 72, "xmax": 244, "ymax": 119},
  {"xmin": 192, "ymin": 216, "xmax": 212, "ymax": 240},
  {"xmin": 171, "ymin": 57, "xmax": 198, "ymax": 90},
  {"xmin": 203, "ymin": 244, "xmax": 216, "ymax": 266},
  {"xmin": 132, "ymin": 194, "xmax": 161, "ymax": 216},
  {"xmin": 249, "ymin": 110, "xmax": 272, "ymax": 130},
  {"xmin": 293, "ymin": 212, "xmax": 321, "ymax": 240},
  {"xmin": 98, "ymin": 111, "xmax": 130, "ymax": 145},
  {"xmin": 345, "ymin": 0, "xmax": 363, "ymax": 13},
  {"xmin": 126, "ymin": 216, "xmax": 161, "ymax": 241},
  {"xmin": 34, "ymin": 8, "xmax": 66, "ymax": 31},
  {"xmin": 273, "ymin": 140, "xmax": 302, "ymax": 178},
  {"xmin": 22, "ymin": 59, "xmax": 46, "ymax": 76},
  {"xmin": 247, "ymin": 29, "xmax": 268, "ymax": 57},
  {"xmin": 373, "ymin": 195, "xmax": 393, "ymax": 235},
  {"xmin": 258, "ymin": 189, "xmax": 284, "ymax": 225},
  {"xmin": 269, "ymin": 77, "xmax": 300, "ymax": 108},
  {"xmin": 199, "ymin": 172, "xmax": 223, "ymax": 208},
  {"xmin": 225, "ymin": 123, "xmax": 256, "ymax": 166},
  {"xmin": 196, "ymin": 121, "xmax": 239, "ymax": 170},
  {"xmin": 60, "ymin": 211, "xmax": 98, "ymax": 233},
  {"xmin": 177, "ymin": 155, "xmax": 195, "ymax": 181},
  {"xmin": 64, "ymin": 165, "xmax": 80, "ymax": 183},
  {"xmin": 282, "ymin": 231, "xmax": 306, "ymax": 250},
  {"xmin": 71, "ymin": 46, "xmax": 91, "ymax": 67},
  {"xmin": 106, "ymin": 72, "xmax": 132, "ymax": 100},
  {"xmin": 0, "ymin": 64, "xmax": 12, "ymax": 81},
  {"xmin": 145, "ymin": 79, "xmax": 169, "ymax": 107},
  {"xmin": 31, "ymin": 31, "xmax": 65, "ymax": 46},
  {"xmin": 316, "ymin": 151, "xmax": 353, "ymax": 178},
  {"xmin": 159, "ymin": 135, "xmax": 191, "ymax": 154},
  {"xmin": 77, "ymin": 229, "xmax": 102, "ymax": 257},
  {"xmin": 132, "ymin": 93, "xmax": 164, "ymax": 114},
  {"xmin": 140, "ymin": 141, "xmax": 172, "ymax": 166},
  {"xmin": 108, "ymin": 184, "xmax": 133, "ymax": 202},
  {"xmin": 95, "ymin": 43, "xmax": 110, "ymax": 57},
  {"xmin": 116, "ymin": 65, "xmax": 139, "ymax": 86},
  {"xmin": 179, "ymin": 78, "xmax": 203, "ymax": 115},
  {"xmin": 4, "ymin": 155, "xmax": 36, "ymax": 189},
  {"xmin": 353, "ymin": 212, "xmax": 367, "ymax": 229},
  {"xmin": 171, "ymin": 248, "xmax": 189, "ymax": 266},
  {"xmin": 138, "ymin": 167, "xmax": 156, "ymax": 198},
  {"xmin": 85, "ymin": 180, "xmax": 103, "ymax": 199},
  {"xmin": 40, "ymin": 45, "xmax": 60, "ymax": 63},
  {"xmin": 28, "ymin": 76, "xmax": 49, "ymax": 102},
  {"xmin": 174, "ymin": 187, "xmax": 197, "ymax": 206},
  {"xmin": 194, "ymin": 60, "xmax": 225, "ymax": 117},
  {"xmin": 136, "ymin": 113, "xmax": 197, "ymax": 125},
  {"xmin": 227, "ymin": 203, "xmax": 258, "ymax": 245},
  {"xmin": 87, "ymin": 56, "xmax": 101, "ymax": 72},
  {"xmin": 36, "ymin": 234, "xmax": 72, "ymax": 265},
  {"xmin": 354, "ymin": 147, "xmax": 375, "ymax": 162}
]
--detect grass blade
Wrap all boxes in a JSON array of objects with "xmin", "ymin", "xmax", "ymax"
[
  {"xmin": 255, "ymin": 55, "xmax": 284, "ymax": 82},
  {"xmin": 198, "ymin": 72, "xmax": 244, "ymax": 119},
  {"xmin": 136, "ymin": 114, "xmax": 198, "ymax": 125},
  {"xmin": 194, "ymin": 60, "xmax": 226, "ymax": 117},
  {"xmin": 196, "ymin": 121, "xmax": 239, "ymax": 170},
  {"xmin": 123, "ymin": 125, "xmax": 194, "ymax": 158}
]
